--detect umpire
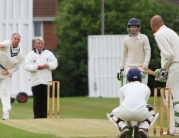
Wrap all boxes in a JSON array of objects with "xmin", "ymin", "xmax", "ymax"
[{"xmin": 24, "ymin": 38, "xmax": 58, "ymax": 118}]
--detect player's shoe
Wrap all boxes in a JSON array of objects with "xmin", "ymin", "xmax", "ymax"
[
  {"xmin": 173, "ymin": 127, "xmax": 179, "ymax": 136},
  {"xmin": 2, "ymin": 111, "xmax": 9, "ymax": 120},
  {"xmin": 173, "ymin": 133, "xmax": 179, "ymax": 136},
  {"xmin": 148, "ymin": 113, "xmax": 159, "ymax": 129},
  {"xmin": 138, "ymin": 128, "xmax": 149, "ymax": 138},
  {"xmin": 2, "ymin": 116, "xmax": 9, "ymax": 120},
  {"xmin": 118, "ymin": 126, "xmax": 129, "ymax": 138},
  {"xmin": 126, "ymin": 126, "xmax": 134, "ymax": 138},
  {"xmin": 106, "ymin": 113, "xmax": 118, "ymax": 127},
  {"xmin": 133, "ymin": 125, "xmax": 141, "ymax": 138},
  {"xmin": 163, "ymin": 131, "xmax": 179, "ymax": 136}
]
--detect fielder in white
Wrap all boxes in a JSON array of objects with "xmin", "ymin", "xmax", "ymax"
[
  {"xmin": 117, "ymin": 18, "xmax": 151, "ymax": 85},
  {"xmin": 0, "ymin": 33, "xmax": 23, "ymax": 120},
  {"xmin": 151, "ymin": 15, "xmax": 179, "ymax": 136},
  {"xmin": 108, "ymin": 68, "xmax": 158, "ymax": 138}
]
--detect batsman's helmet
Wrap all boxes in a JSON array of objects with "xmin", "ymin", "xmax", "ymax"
[
  {"xmin": 127, "ymin": 18, "xmax": 140, "ymax": 26},
  {"xmin": 127, "ymin": 18, "xmax": 141, "ymax": 34},
  {"xmin": 127, "ymin": 68, "xmax": 142, "ymax": 81}
]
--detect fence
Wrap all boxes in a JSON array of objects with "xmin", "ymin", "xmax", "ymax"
[{"xmin": 88, "ymin": 35, "xmax": 127, "ymax": 97}]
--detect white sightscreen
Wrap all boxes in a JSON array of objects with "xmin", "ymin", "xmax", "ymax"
[
  {"xmin": 88, "ymin": 35, "xmax": 127, "ymax": 97},
  {"xmin": 0, "ymin": 0, "xmax": 33, "ymax": 97}
]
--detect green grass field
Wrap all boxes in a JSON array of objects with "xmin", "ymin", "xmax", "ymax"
[{"xmin": 0, "ymin": 97, "xmax": 176, "ymax": 138}]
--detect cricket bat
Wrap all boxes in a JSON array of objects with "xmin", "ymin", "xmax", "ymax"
[{"xmin": 137, "ymin": 66, "xmax": 158, "ymax": 77}]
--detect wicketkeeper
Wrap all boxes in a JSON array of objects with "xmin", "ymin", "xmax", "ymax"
[{"xmin": 108, "ymin": 68, "xmax": 159, "ymax": 138}]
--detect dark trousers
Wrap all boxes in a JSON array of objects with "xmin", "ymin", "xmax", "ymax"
[{"xmin": 32, "ymin": 84, "xmax": 47, "ymax": 118}]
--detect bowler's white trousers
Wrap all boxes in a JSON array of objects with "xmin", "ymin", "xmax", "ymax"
[{"xmin": 0, "ymin": 77, "xmax": 11, "ymax": 117}]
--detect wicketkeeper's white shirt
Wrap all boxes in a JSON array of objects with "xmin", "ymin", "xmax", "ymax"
[{"xmin": 119, "ymin": 81, "xmax": 151, "ymax": 111}]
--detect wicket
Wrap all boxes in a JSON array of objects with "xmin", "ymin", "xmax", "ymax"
[
  {"xmin": 47, "ymin": 81, "xmax": 60, "ymax": 118},
  {"xmin": 153, "ymin": 87, "xmax": 171, "ymax": 135}
]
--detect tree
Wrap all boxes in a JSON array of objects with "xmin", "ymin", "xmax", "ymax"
[{"xmin": 54, "ymin": 0, "xmax": 179, "ymax": 96}]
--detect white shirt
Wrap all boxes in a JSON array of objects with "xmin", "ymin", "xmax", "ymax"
[
  {"xmin": 120, "ymin": 33, "xmax": 151, "ymax": 69},
  {"xmin": 154, "ymin": 25, "xmax": 179, "ymax": 69},
  {"xmin": 24, "ymin": 49, "xmax": 58, "ymax": 86},
  {"xmin": 0, "ymin": 40, "xmax": 23, "ymax": 79},
  {"xmin": 119, "ymin": 81, "xmax": 151, "ymax": 111}
]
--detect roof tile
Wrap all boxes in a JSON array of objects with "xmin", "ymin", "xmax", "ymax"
[{"xmin": 33, "ymin": 0, "xmax": 58, "ymax": 17}]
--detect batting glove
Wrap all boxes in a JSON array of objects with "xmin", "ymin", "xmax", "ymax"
[
  {"xmin": 141, "ymin": 72, "xmax": 147, "ymax": 79},
  {"xmin": 117, "ymin": 69, "xmax": 124, "ymax": 81},
  {"xmin": 155, "ymin": 69, "xmax": 168, "ymax": 82},
  {"xmin": 154, "ymin": 69, "xmax": 161, "ymax": 76}
]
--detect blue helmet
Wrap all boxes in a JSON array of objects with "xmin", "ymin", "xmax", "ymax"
[
  {"xmin": 127, "ymin": 18, "xmax": 140, "ymax": 26},
  {"xmin": 127, "ymin": 68, "xmax": 142, "ymax": 81},
  {"xmin": 127, "ymin": 18, "xmax": 141, "ymax": 34}
]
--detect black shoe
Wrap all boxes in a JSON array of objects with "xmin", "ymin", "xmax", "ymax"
[
  {"xmin": 118, "ymin": 126, "xmax": 129, "ymax": 138},
  {"xmin": 126, "ymin": 126, "xmax": 133, "ymax": 138},
  {"xmin": 138, "ymin": 128, "xmax": 149, "ymax": 138}
]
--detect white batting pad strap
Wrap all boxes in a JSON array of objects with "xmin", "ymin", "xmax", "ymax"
[
  {"xmin": 149, "ymin": 113, "xmax": 159, "ymax": 129},
  {"xmin": 118, "ymin": 121, "xmax": 127, "ymax": 130},
  {"xmin": 107, "ymin": 113, "xmax": 118, "ymax": 127}
]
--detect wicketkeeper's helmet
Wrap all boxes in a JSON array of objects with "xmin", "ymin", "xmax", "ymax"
[
  {"xmin": 127, "ymin": 68, "xmax": 142, "ymax": 81},
  {"xmin": 127, "ymin": 18, "xmax": 141, "ymax": 34}
]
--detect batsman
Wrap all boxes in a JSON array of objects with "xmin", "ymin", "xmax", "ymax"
[
  {"xmin": 117, "ymin": 18, "xmax": 151, "ymax": 85},
  {"xmin": 108, "ymin": 68, "xmax": 159, "ymax": 138},
  {"xmin": 151, "ymin": 15, "xmax": 179, "ymax": 136}
]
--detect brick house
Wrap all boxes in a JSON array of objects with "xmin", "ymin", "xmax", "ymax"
[{"xmin": 33, "ymin": 0, "xmax": 58, "ymax": 50}]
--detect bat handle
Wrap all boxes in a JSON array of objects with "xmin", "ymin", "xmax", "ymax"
[{"xmin": 120, "ymin": 76, "xmax": 124, "ymax": 86}]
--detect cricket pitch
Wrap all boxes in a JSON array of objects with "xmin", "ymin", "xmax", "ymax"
[{"xmin": 0, "ymin": 118, "xmax": 167, "ymax": 138}]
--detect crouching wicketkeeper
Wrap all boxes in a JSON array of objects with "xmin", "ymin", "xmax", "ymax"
[{"xmin": 107, "ymin": 68, "xmax": 159, "ymax": 138}]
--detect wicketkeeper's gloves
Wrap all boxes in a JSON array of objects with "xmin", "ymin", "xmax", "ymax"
[{"xmin": 117, "ymin": 69, "xmax": 124, "ymax": 81}]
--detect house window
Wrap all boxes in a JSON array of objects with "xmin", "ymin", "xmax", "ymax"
[{"xmin": 33, "ymin": 22, "xmax": 43, "ymax": 37}]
